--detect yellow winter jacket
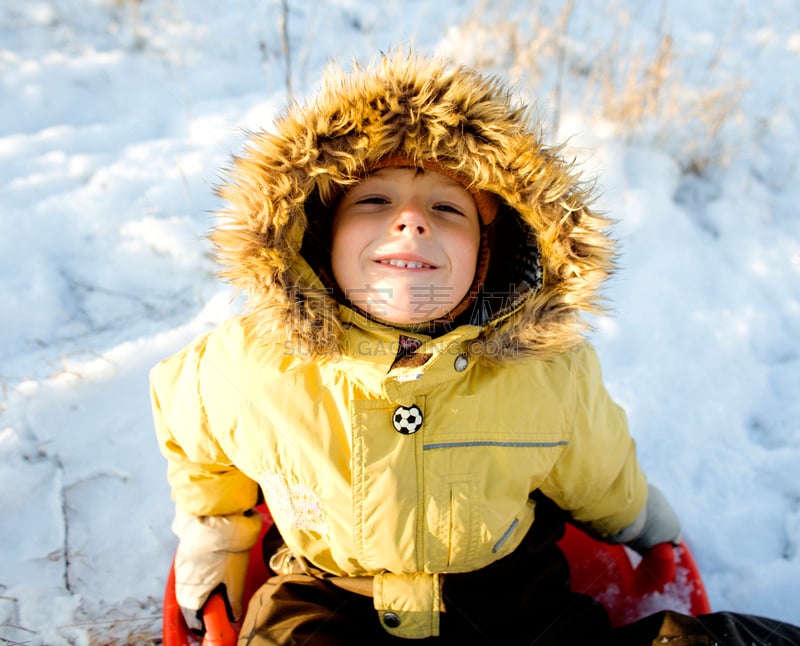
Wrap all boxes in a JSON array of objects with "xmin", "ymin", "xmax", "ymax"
[
  {"xmin": 152, "ymin": 310, "xmax": 645, "ymax": 637},
  {"xmin": 151, "ymin": 53, "xmax": 648, "ymax": 639}
]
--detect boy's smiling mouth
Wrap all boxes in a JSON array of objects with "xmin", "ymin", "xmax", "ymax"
[
  {"xmin": 373, "ymin": 254, "xmax": 438, "ymax": 270},
  {"xmin": 376, "ymin": 258, "xmax": 436, "ymax": 269}
]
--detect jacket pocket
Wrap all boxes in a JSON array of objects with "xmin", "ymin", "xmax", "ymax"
[{"xmin": 423, "ymin": 474, "xmax": 481, "ymax": 571}]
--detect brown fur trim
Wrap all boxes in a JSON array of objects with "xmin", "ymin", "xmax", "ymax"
[{"xmin": 210, "ymin": 52, "xmax": 615, "ymax": 361}]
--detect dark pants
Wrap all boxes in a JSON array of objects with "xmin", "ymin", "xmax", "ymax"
[{"xmin": 239, "ymin": 501, "xmax": 800, "ymax": 645}]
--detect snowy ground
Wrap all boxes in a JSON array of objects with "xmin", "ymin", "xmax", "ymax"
[{"xmin": 1, "ymin": 1, "xmax": 798, "ymax": 643}]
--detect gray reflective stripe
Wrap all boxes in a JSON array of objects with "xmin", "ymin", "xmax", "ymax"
[
  {"xmin": 492, "ymin": 517, "xmax": 519, "ymax": 553},
  {"xmin": 422, "ymin": 440, "xmax": 568, "ymax": 450}
]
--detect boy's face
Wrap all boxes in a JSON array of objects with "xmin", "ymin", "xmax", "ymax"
[{"xmin": 331, "ymin": 167, "xmax": 481, "ymax": 325}]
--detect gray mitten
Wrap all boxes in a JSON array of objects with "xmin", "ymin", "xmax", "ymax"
[{"xmin": 612, "ymin": 484, "xmax": 682, "ymax": 554}]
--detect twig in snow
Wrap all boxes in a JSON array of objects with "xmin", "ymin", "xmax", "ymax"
[
  {"xmin": 279, "ymin": 0, "xmax": 293, "ymax": 99},
  {"xmin": 54, "ymin": 455, "xmax": 73, "ymax": 594},
  {"xmin": 551, "ymin": 0, "xmax": 574, "ymax": 137}
]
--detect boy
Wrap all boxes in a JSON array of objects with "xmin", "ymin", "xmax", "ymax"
[{"xmin": 152, "ymin": 53, "xmax": 799, "ymax": 644}]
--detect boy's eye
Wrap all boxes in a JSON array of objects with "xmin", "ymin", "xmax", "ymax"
[
  {"xmin": 355, "ymin": 196, "xmax": 390, "ymax": 205},
  {"xmin": 433, "ymin": 203, "xmax": 466, "ymax": 216}
]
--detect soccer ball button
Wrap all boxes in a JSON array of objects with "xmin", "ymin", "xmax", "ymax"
[{"xmin": 392, "ymin": 405, "xmax": 424, "ymax": 434}]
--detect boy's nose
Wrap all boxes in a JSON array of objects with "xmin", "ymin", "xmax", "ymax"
[{"xmin": 392, "ymin": 200, "xmax": 429, "ymax": 235}]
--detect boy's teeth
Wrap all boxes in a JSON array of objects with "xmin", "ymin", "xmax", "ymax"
[{"xmin": 381, "ymin": 259, "xmax": 429, "ymax": 268}]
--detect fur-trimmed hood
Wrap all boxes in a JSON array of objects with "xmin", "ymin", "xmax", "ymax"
[{"xmin": 212, "ymin": 52, "xmax": 615, "ymax": 361}]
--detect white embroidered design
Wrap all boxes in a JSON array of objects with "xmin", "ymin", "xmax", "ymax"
[{"xmin": 260, "ymin": 472, "xmax": 328, "ymax": 534}]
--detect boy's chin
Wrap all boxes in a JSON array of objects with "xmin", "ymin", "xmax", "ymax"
[{"xmin": 363, "ymin": 303, "xmax": 452, "ymax": 327}]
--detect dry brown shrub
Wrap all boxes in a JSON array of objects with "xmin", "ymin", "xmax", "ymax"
[{"xmin": 444, "ymin": 1, "xmax": 745, "ymax": 173}]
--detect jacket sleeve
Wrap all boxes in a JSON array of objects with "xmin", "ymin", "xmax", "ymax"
[
  {"xmin": 538, "ymin": 344, "xmax": 648, "ymax": 538},
  {"xmin": 150, "ymin": 328, "xmax": 259, "ymax": 517}
]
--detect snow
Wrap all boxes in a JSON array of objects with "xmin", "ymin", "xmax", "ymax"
[{"xmin": 1, "ymin": 0, "xmax": 799, "ymax": 642}]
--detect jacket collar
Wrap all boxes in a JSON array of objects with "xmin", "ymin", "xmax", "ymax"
[{"xmin": 335, "ymin": 306, "xmax": 484, "ymax": 402}]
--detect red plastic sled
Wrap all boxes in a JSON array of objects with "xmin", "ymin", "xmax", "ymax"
[
  {"xmin": 558, "ymin": 522, "xmax": 711, "ymax": 627},
  {"xmin": 163, "ymin": 508, "xmax": 710, "ymax": 645}
]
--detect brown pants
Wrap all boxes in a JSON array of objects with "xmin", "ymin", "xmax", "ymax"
[
  {"xmin": 240, "ymin": 498, "xmax": 609, "ymax": 645},
  {"xmin": 240, "ymin": 501, "xmax": 800, "ymax": 645},
  {"xmin": 238, "ymin": 571, "xmax": 800, "ymax": 645},
  {"xmin": 238, "ymin": 571, "xmax": 608, "ymax": 645}
]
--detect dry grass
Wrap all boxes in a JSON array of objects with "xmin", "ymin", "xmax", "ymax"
[
  {"xmin": 0, "ymin": 621, "xmax": 162, "ymax": 646},
  {"xmin": 86, "ymin": 623, "xmax": 162, "ymax": 646},
  {"xmin": 58, "ymin": 606, "xmax": 163, "ymax": 645},
  {"xmin": 446, "ymin": 1, "xmax": 746, "ymax": 175},
  {"xmin": 585, "ymin": 19, "xmax": 745, "ymax": 175},
  {"xmin": 88, "ymin": 630, "xmax": 161, "ymax": 646}
]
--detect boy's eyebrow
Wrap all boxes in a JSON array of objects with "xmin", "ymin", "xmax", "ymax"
[
  {"xmin": 365, "ymin": 167, "xmax": 417, "ymax": 180},
  {"xmin": 367, "ymin": 168, "xmax": 468, "ymax": 190}
]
